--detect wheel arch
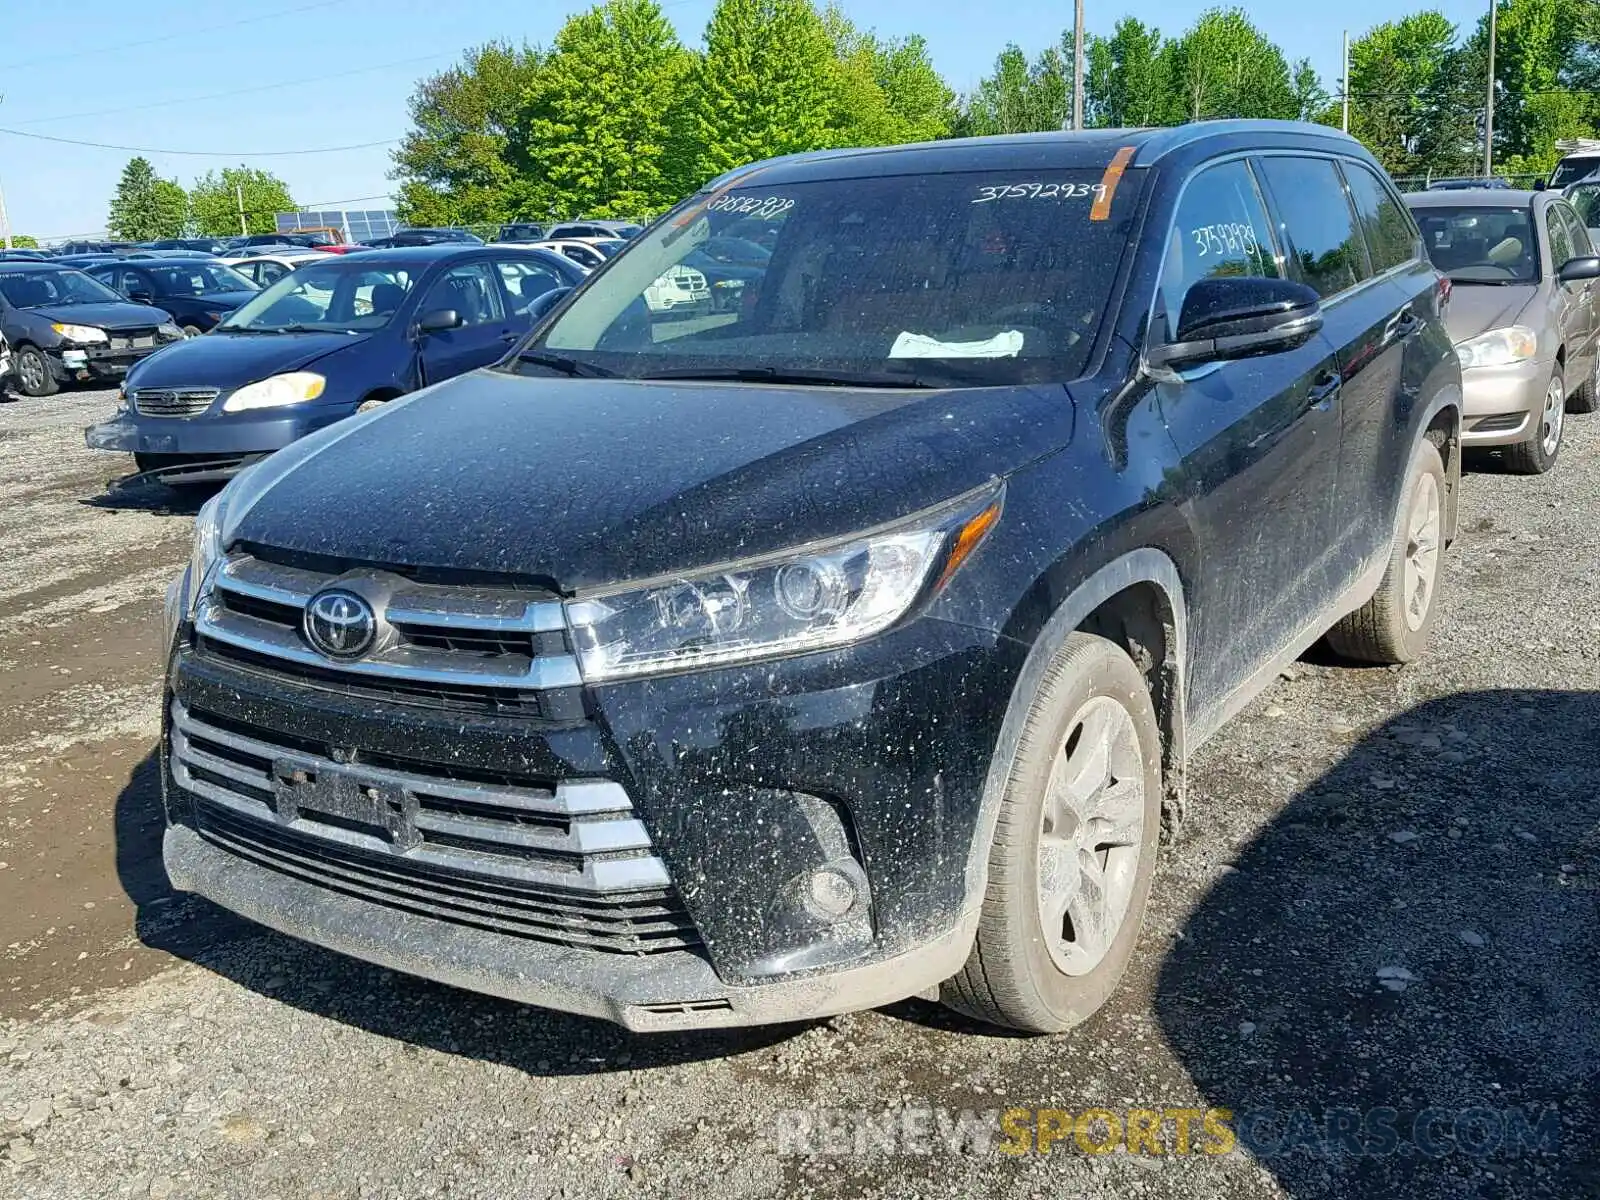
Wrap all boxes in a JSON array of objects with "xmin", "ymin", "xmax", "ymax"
[{"xmin": 961, "ymin": 549, "xmax": 1189, "ymax": 933}]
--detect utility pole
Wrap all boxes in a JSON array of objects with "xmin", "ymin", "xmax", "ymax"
[
  {"xmin": 1341, "ymin": 31, "xmax": 1351, "ymax": 133},
  {"xmin": 236, "ymin": 183, "xmax": 248, "ymax": 235},
  {"xmin": 1072, "ymin": 0, "xmax": 1086, "ymax": 132},
  {"xmin": 0, "ymin": 175, "xmax": 12, "ymax": 250},
  {"xmin": 1484, "ymin": 0, "xmax": 1497, "ymax": 177}
]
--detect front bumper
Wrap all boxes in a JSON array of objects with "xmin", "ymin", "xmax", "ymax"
[
  {"xmin": 1459, "ymin": 357, "xmax": 1550, "ymax": 446},
  {"xmin": 160, "ymin": 614, "xmax": 1018, "ymax": 1029},
  {"xmin": 49, "ymin": 341, "xmax": 170, "ymax": 384},
  {"xmin": 85, "ymin": 403, "xmax": 351, "ymax": 458}
]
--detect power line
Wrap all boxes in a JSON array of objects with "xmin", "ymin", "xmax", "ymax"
[
  {"xmin": 0, "ymin": 126, "xmax": 399, "ymax": 157},
  {"xmin": 8, "ymin": 53, "xmax": 453, "ymax": 126},
  {"xmin": 0, "ymin": 0, "xmax": 352, "ymax": 72}
]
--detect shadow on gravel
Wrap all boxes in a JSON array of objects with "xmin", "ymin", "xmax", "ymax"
[
  {"xmin": 81, "ymin": 480, "xmax": 214, "ymax": 515},
  {"xmin": 1158, "ymin": 689, "xmax": 1600, "ymax": 1198},
  {"xmin": 113, "ymin": 747, "xmax": 800, "ymax": 1074}
]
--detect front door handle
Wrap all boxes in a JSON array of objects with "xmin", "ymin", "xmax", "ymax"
[
  {"xmin": 1384, "ymin": 307, "xmax": 1421, "ymax": 343},
  {"xmin": 1306, "ymin": 370, "xmax": 1340, "ymax": 411}
]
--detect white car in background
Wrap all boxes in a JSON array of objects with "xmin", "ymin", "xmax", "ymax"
[
  {"xmin": 643, "ymin": 263, "xmax": 711, "ymax": 313},
  {"xmin": 227, "ymin": 251, "xmax": 335, "ymax": 289},
  {"xmin": 531, "ymin": 238, "xmax": 624, "ymax": 271}
]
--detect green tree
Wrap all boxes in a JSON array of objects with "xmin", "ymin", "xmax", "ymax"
[
  {"xmin": 391, "ymin": 42, "xmax": 546, "ymax": 226},
  {"xmin": 959, "ymin": 40, "xmax": 1073, "ymax": 135},
  {"xmin": 1166, "ymin": 9, "xmax": 1304, "ymax": 122},
  {"xmin": 189, "ymin": 167, "xmax": 295, "ymax": 236},
  {"xmin": 1090, "ymin": 18, "xmax": 1176, "ymax": 128},
  {"xmin": 691, "ymin": 0, "xmax": 837, "ymax": 181},
  {"xmin": 107, "ymin": 157, "xmax": 189, "ymax": 241},
  {"xmin": 1346, "ymin": 12, "xmax": 1477, "ymax": 176},
  {"xmin": 8, "ymin": 234, "xmax": 39, "ymax": 249},
  {"xmin": 1489, "ymin": 0, "xmax": 1599, "ymax": 173},
  {"xmin": 522, "ymin": 0, "xmax": 696, "ymax": 219},
  {"xmin": 822, "ymin": 10, "xmax": 955, "ymax": 146}
]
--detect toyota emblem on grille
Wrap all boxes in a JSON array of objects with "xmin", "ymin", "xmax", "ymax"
[{"xmin": 304, "ymin": 589, "xmax": 377, "ymax": 660}]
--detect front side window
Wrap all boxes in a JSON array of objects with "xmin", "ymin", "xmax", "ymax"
[
  {"xmin": 1157, "ymin": 159, "xmax": 1280, "ymax": 343},
  {"xmin": 1258, "ymin": 157, "xmax": 1368, "ymax": 298},
  {"xmin": 422, "ymin": 263, "xmax": 504, "ymax": 327},
  {"xmin": 1344, "ymin": 162, "xmax": 1419, "ymax": 273},
  {"xmin": 1547, "ymin": 205, "xmax": 1577, "ymax": 271},
  {"xmin": 496, "ymin": 260, "xmax": 568, "ymax": 313},
  {"xmin": 1554, "ymin": 203, "xmax": 1592, "ymax": 258},
  {"xmin": 529, "ymin": 168, "xmax": 1145, "ymax": 385},
  {"xmin": 218, "ymin": 263, "xmax": 415, "ymax": 332},
  {"xmin": 145, "ymin": 263, "xmax": 257, "ymax": 296}
]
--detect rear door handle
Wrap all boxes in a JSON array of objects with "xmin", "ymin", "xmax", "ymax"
[{"xmin": 1306, "ymin": 370, "xmax": 1340, "ymax": 410}]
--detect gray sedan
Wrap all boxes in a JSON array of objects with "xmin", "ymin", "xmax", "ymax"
[{"xmin": 1407, "ymin": 188, "xmax": 1600, "ymax": 473}]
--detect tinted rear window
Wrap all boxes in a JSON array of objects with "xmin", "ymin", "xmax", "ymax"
[
  {"xmin": 1344, "ymin": 162, "xmax": 1419, "ymax": 273},
  {"xmin": 1258, "ymin": 157, "xmax": 1366, "ymax": 298}
]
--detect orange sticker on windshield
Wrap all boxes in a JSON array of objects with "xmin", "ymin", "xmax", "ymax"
[{"xmin": 1090, "ymin": 146, "xmax": 1136, "ymax": 221}]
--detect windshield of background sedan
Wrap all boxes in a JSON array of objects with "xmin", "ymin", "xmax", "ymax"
[
  {"xmin": 526, "ymin": 169, "xmax": 1143, "ymax": 385},
  {"xmin": 146, "ymin": 264, "xmax": 258, "ymax": 296},
  {"xmin": 1413, "ymin": 206, "xmax": 1540, "ymax": 283},
  {"xmin": 217, "ymin": 262, "xmax": 415, "ymax": 332},
  {"xmin": 0, "ymin": 269, "xmax": 126, "ymax": 308}
]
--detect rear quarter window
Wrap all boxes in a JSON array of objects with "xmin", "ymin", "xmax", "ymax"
[{"xmin": 1343, "ymin": 162, "xmax": 1420, "ymax": 273}]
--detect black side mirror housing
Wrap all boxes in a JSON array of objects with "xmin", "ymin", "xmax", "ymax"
[
  {"xmin": 1148, "ymin": 276, "xmax": 1324, "ymax": 371},
  {"xmin": 416, "ymin": 308, "xmax": 462, "ymax": 335},
  {"xmin": 1558, "ymin": 255, "xmax": 1600, "ymax": 283},
  {"xmin": 526, "ymin": 286, "xmax": 573, "ymax": 323}
]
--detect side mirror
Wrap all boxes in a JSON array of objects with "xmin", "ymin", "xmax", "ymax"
[
  {"xmin": 526, "ymin": 286, "xmax": 572, "ymax": 323},
  {"xmin": 1147, "ymin": 276, "xmax": 1323, "ymax": 371},
  {"xmin": 128, "ymin": 289, "xmax": 154, "ymax": 304},
  {"xmin": 1557, "ymin": 255, "xmax": 1600, "ymax": 283},
  {"xmin": 416, "ymin": 308, "xmax": 462, "ymax": 335}
]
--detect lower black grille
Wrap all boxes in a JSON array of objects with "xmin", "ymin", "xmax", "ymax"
[
  {"xmin": 194, "ymin": 801, "xmax": 702, "ymax": 954},
  {"xmin": 1472, "ymin": 413, "xmax": 1527, "ymax": 433}
]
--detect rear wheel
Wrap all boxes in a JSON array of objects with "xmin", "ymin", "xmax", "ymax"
[
  {"xmin": 1504, "ymin": 368, "xmax": 1564, "ymax": 475},
  {"xmin": 943, "ymin": 633, "xmax": 1162, "ymax": 1033},
  {"xmin": 15, "ymin": 345, "xmax": 58, "ymax": 397},
  {"xmin": 1327, "ymin": 438, "xmax": 1446, "ymax": 663},
  {"xmin": 1568, "ymin": 353, "xmax": 1599, "ymax": 415}
]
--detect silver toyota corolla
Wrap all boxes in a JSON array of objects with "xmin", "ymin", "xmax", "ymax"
[{"xmin": 1407, "ymin": 187, "xmax": 1600, "ymax": 473}]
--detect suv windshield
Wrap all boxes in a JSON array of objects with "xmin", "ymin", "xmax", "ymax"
[
  {"xmin": 0, "ymin": 268, "xmax": 125, "ymax": 308},
  {"xmin": 217, "ymin": 261, "xmax": 415, "ymax": 332},
  {"xmin": 1550, "ymin": 156, "xmax": 1600, "ymax": 188},
  {"xmin": 145, "ymin": 263, "xmax": 258, "ymax": 296},
  {"xmin": 1413, "ymin": 205, "xmax": 1540, "ymax": 283},
  {"xmin": 527, "ymin": 169, "xmax": 1142, "ymax": 385}
]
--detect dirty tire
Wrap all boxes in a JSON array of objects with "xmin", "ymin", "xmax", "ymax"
[
  {"xmin": 1503, "ymin": 367, "xmax": 1564, "ymax": 475},
  {"xmin": 943, "ymin": 633, "xmax": 1162, "ymax": 1034},
  {"xmin": 1568, "ymin": 352, "xmax": 1599, "ymax": 413},
  {"xmin": 15, "ymin": 345, "xmax": 58, "ymax": 397},
  {"xmin": 1327, "ymin": 438, "xmax": 1446, "ymax": 664}
]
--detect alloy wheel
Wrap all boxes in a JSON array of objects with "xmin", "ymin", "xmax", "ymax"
[
  {"xmin": 18, "ymin": 352, "xmax": 44, "ymax": 393},
  {"xmin": 1402, "ymin": 470, "xmax": 1442, "ymax": 632},
  {"xmin": 1036, "ymin": 695, "xmax": 1147, "ymax": 976},
  {"xmin": 1541, "ymin": 376, "xmax": 1565, "ymax": 457}
]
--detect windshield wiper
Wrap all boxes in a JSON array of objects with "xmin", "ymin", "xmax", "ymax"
[
  {"xmin": 637, "ymin": 365, "xmax": 937, "ymax": 388},
  {"xmin": 1448, "ymin": 276, "xmax": 1524, "ymax": 286},
  {"xmin": 514, "ymin": 350, "xmax": 615, "ymax": 378}
]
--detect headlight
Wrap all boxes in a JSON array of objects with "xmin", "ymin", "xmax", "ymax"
[
  {"xmin": 1456, "ymin": 325, "xmax": 1537, "ymax": 369},
  {"xmin": 222, "ymin": 371, "xmax": 326, "ymax": 412},
  {"xmin": 185, "ymin": 488, "xmax": 229, "ymax": 621},
  {"xmin": 51, "ymin": 322, "xmax": 108, "ymax": 344},
  {"xmin": 566, "ymin": 486, "xmax": 1003, "ymax": 681},
  {"xmin": 158, "ymin": 323, "xmax": 185, "ymax": 340}
]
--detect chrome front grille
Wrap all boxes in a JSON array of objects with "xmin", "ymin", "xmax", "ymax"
[
  {"xmin": 194, "ymin": 552, "xmax": 582, "ymax": 693},
  {"xmin": 133, "ymin": 387, "xmax": 220, "ymax": 417},
  {"xmin": 170, "ymin": 702, "xmax": 699, "ymax": 953}
]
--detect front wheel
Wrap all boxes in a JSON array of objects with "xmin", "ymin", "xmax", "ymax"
[
  {"xmin": 1327, "ymin": 438, "xmax": 1446, "ymax": 663},
  {"xmin": 1568, "ymin": 354, "xmax": 1599, "ymax": 415},
  {"xmin": 1503, "ymin": 368, "xmax": 1564, "ymax": 475},
  {"xmin": 943, "ymin": 633, "xmax": 1162, "ymax": 1033},
  {"xmin": 15, "ymin": 346, "xmax": 58, "ymax": 397}
]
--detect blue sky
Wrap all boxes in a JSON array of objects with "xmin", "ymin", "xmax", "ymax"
[{"xmin": 0, "ymin": 0, "xmax": 1493, "ymax": 240}]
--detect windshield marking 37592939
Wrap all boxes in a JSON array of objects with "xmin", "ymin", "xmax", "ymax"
[{"xmin": 519, "ymin": 169, "xmax": 1143, "ymax": 386}]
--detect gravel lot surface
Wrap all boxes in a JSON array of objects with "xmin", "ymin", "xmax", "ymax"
[{"xmin": 1, "ymin": 386, "xmax": 1596, "ymax": 1199}]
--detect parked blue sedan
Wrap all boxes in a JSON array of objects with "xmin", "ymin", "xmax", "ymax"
[{"xmin": 85, "ymin": 245, "xmax": 586, "ymax": 484}]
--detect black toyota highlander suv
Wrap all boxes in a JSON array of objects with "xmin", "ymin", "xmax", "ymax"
[{"xmin": 158, "ymin": 122, "xmax": 1462, "ymax": 1034}]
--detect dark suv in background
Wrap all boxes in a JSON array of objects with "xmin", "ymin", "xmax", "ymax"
[{"xmin": 159, "ymin": 122, "xmax": 1460, "ymax": 1034}]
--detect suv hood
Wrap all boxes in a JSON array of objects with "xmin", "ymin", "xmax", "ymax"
[
  {"xmin": 29, "ymin": 300, "xmax": 171, "ymax": 330},
  {"xmin": 1445, "ymin": 283, "xmax": 1538, "ymax": 344},
  {"xmin": 126, "ymin": 329, "xmax": 365, "ymax": 391},
  {"xmin": 225, "ymin": 370, "xmax": 1074, "ymax": 590}
]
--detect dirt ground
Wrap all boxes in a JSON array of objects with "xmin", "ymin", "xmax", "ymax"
[{"xmin": 0, "ymin": 385, "xmax": 1596, "ymax": 1199}]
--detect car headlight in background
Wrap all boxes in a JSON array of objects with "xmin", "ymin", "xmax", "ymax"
[
  {"xmin": 51, "ymin": 322, "xmax": 108, "ymax": 344},
  {"xmin": 222, "ymin": 371, "xmax": 326, "ymax": 412},
  {"xmin": 158, "ymin": 323, "xmax": 185, "ymax": 340},
  {"xmin": 566, "ymin": 485, "xmax": 1004, "ymax": 681},
  {"xmin": 1456, "ymin": 325, "xmax": 1538, "ymax": 369}
]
